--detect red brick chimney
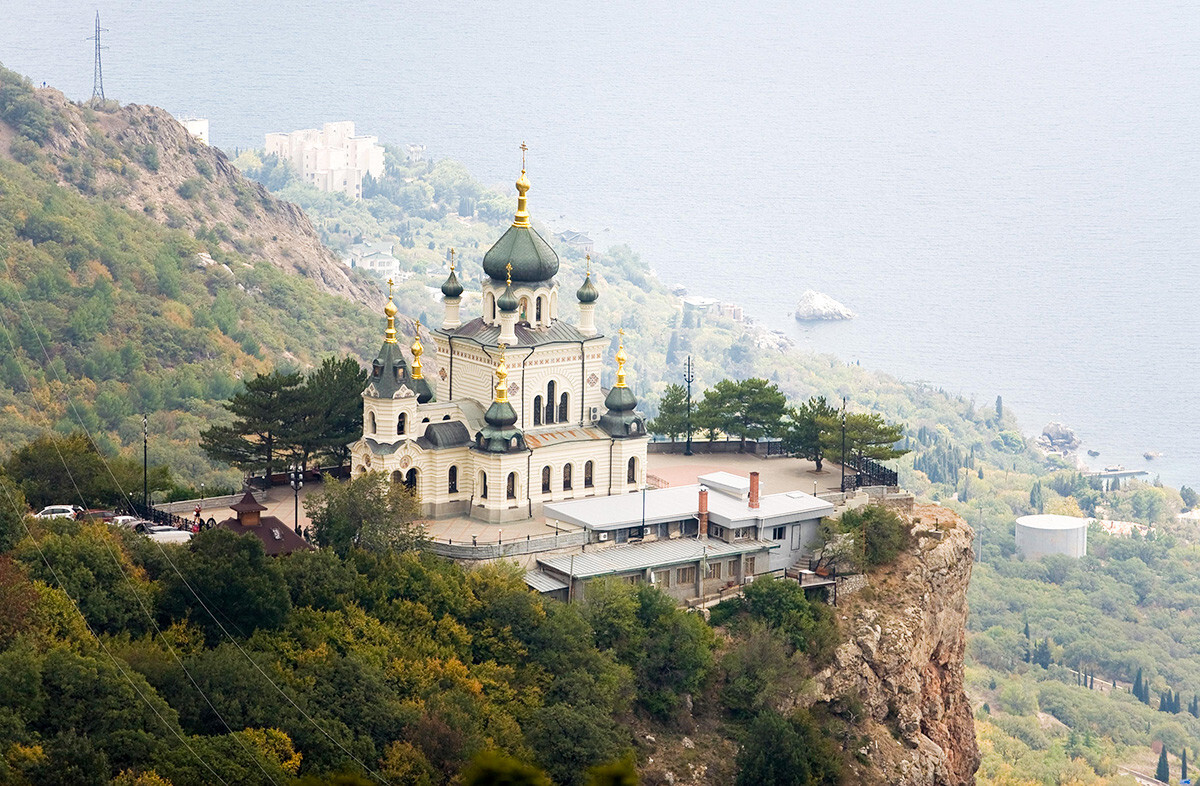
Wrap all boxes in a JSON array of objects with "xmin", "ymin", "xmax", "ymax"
[
  {"xmin": 698, "ymin": 486, "xmax": 709, "ymax": 539},
  {"xmin": 749, "ymin": 472, "xmax": 760, "ymax": 509}
]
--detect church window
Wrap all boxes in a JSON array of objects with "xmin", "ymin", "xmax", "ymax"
[
  {"xmin": 479, "ymin": 471, "xmax": 488, "ymax": 498},
  {"xmin": 533, "ymin": 396, "xmax": 543, "ymax": 426},
  {"xmin": 520, "ymin": 297, "xmax": 529, "ymax": 322},
  {"xmin": 627, "ymin": 457, "xmax": 638, "ymax": 484},
  {"xmin": 391, "ymin": 470, "xmax": 403, "ymax": 484},
  {"xmin": 368, "ymin": 411, "xmax": 377, "ymax": 434},
  {"xmin": 584, "ymin": 460, "xmax": 594, "ymax": 488},
  {"xmin": 397, "ymin": 413, "xmax": 406, "ymax": 434},
  {"xmin": 541, "ymin": 466, "xmax": 551, "ymax": 494},
  {"xmin": 405, "ymin": 468, "xmax": 418, "ymax": 493},
  {"xmin": 448, "ymin": 466, "xmax": 458, "ymax": 493},
  {"xmin": 545, "ymin": 381, "xmax": 556, "ymax": 423},
  {"xmin": 535, "ymin": 297, "xmax": 543, "ymax": 323},
  {"xmin": 507, "ymin": 472, "xmax": 518, "ymax": 499},
  {"xmin": 486, "ymin": 292, "xmax": 496, "ymax": 321},
  {"xmin": 563, "ymin": 464, "xmax": 573, "ymax": 490},
  {"xmin": 559, "ymin": 392, "xmax": 569, "ymax": 423}
]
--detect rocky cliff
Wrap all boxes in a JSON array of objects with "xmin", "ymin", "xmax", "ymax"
[
  {"xmin": 815, "ymin": 503, "xmax": 979, "ymax": 785},
  {"xmin": 0, "ymin": 86, "xmax": 379, "ymax": 308}
]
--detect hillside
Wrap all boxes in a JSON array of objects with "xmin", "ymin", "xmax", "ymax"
[{"xmin": 0, "ymin": 64, "xmax": 382, "ymax": 489}]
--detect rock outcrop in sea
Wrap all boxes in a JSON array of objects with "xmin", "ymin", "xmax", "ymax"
[
  {"xmin": 794, "ymin": 289, "xmax": 855, "ymax": 320},
  {"xmin": 1037, "ymin": 422, "xmax": 1081, "ymax": 453}
]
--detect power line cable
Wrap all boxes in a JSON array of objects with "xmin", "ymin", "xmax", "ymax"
[{"xmin": 0, "ymin": 257, "xmax": 390, "ymax": 784}]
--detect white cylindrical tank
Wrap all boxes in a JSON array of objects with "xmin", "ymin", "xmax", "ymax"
[{"xmin": 1015, "ymin": 514, "xmax": 1089, "ymax": 559}]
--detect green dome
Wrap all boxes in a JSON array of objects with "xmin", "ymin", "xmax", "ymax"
[
  {"xmin": 498, "ymin": 283, "xmax": 519, "ymax": 313},
  {"xmin": 482, "ymin": 224, "xmax": 560, "ymax": 283},
  {"xmin": 577, "ymin": 273, "xmax": 599, "ymax": 304},
  {"xmin": 441, "ymin": 269, "xmax": 463, "ymax": 298}
]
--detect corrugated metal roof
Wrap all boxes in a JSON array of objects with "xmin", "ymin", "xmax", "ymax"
[
  {"xmin": 524, "ymin": 570, "xmax": 570, "ymax": 593},
  {"xmin": 537, "ymin": 538, "xmax": 777, "ymax": 578},
  {"xmin": 543, "ymin": 483, "xmax": 833, "ymax": 531}
]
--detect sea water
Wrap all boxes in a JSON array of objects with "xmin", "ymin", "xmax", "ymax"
[{"xmin": 3, "ymin": 0, "xmax": 1197, "ymax": 487}]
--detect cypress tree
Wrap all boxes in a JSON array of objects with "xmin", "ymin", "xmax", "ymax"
[
  {"xmin": 1134, "ymin": 669, "xmax": 1143, "ymax": 701},
  {"xmin": 1156, "ymin": 745, "xmax": 1169, "ymax": 782},
  {"xmin": 1182, "ymin": 746, "xmax": 1188, "ymax": 781}
]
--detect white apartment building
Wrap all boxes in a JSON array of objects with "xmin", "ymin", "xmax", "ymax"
[{"xmin": 264, "ymin": 121, "xmax": 385, "ymax": 201}]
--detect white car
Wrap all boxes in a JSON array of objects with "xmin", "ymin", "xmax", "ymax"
[
  {"xmin": 35, "ymin": 505, "xmax": 80, "ymax": 520},
  {"xmin": 143, "ymin": 525, "xmax": 193, "ymax": 545},
  {"xmin": 110, "ymin": 515, "xmax": 142, "ymax": 528}
]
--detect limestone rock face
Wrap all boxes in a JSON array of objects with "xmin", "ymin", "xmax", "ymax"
[
  {"xmin": 814, "ymin": 505, "xmax": 980, "ymax": 785},
  {"xmin": 794, "ymin": 289, "xmax": 855, "ymax": 320},
  {"xmin": 4, "ymin": 88, "xmax": 381, "ymax": 309}
]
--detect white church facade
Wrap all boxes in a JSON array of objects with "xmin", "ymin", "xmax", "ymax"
[{"xmin": 349, "ymin": 164, "xmax": 649, "ymax": 524}]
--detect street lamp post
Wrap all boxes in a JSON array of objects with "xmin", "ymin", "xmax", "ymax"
[
  {"xmin": 683, "ymin": 355, "xmax": 695, "ymax": 456},
  {"xmin": 142, "ymin": 414, "xmax": 148, "ymax": 513},
  {"xmin": 289, "ymin": 465, "xmax": 303, "ymax": 532},
  {"xmin": 840, "ymin": 397, "xmax": 847, "ymax": 492}
]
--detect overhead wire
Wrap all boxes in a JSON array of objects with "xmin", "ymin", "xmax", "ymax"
[{"xmin": 0, "ymin": 255, "xmax": 391, "ymax": 784}]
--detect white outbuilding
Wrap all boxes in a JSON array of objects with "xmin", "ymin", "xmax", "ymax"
[{"xmin": 1015, "ymin": 514, "xmax": 1089, "ymax": 559}]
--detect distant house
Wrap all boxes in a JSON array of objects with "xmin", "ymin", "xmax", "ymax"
[
  {"xmin": 216, "ymin": 492, "xmax": 312, "ymax": 556},
  {"xmin": 265, "ymin": 121, "xmax": 385, "ymax": 201},
  {"xmin": 556, "ymin": 230, "xmax": 594, "ymax": 255},
  {"xmin": 346, "ymin": 242, "xmax": 401, "ymax": 277},
  {"xmin": 530, "ymin": 471, "xmax": 833, "ymax": 602}
]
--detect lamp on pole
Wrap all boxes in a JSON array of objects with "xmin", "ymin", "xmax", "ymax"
[
  {"xmin": 142, "ymin": 414, "xmax": 148, "ymax": 512},
  {"xmin": 289, "ymin": 464, "xmax": 303, "ymax": 532},
  {"xmin": 683, "ymin": 355, "xmax": 695, "ymax": 456},
  {"xmin": 840, "ymin": 396, "xmax": 847, "ymax": 492}
]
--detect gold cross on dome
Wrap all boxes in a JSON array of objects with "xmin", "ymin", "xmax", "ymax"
[
  {"xmin": 520, "ymin": 141, "xmax": 528, "ymax": 170},
  {"xmin": 506, "ymin": 262, "xmax": 513, "ymax": 285},
  {"xmin": 586, "ymin": 254, "xmax": 591, "ymax": 275},
  {"xmin": 387, "ymin": 278, "xmax": 394, "ymax": 296},
  {"xmin": 449, "ymin": 248, "xmax": 455, "ymax": 270}
]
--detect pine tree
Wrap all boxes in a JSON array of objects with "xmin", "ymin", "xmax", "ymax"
[{"xmin": 1156, "ymin": 745, "xmax": 1169, "ymax": 782}]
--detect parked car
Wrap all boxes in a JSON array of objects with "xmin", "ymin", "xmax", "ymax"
[
  {"xmin": 110, "ymin": 515, "xmax": 142, "ymax": 529},
  {"xmin": 76, "ymin": 509, "xmax": 117, "ymax": 523},
  {"xmin": 35, "ymin": 505, "xmax": 80, "ymax": 520},
  {"xmin": 142, "ymin": 525, "xmax": 192, "ymax": 544}
]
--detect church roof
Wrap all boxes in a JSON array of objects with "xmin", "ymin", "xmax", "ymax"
[
  {"xmin": 523, "ymin": 426, "xmax": 610, "ymax": 449},
  {"xmin": 367, "ymin": 339, "xmax": 411, "ymax": 399},
  {"xmin": 422, "ymin": 421, "xmax": 472, "ymax": 448},
  {"xmin": 438, "ymin": 317, "xmax": 599, "ymax": 347},
  {"xmin": 483, "ymin": 224, "xmax": 560, "ymax": 283}
]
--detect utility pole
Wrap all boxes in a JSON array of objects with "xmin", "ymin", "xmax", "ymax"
[
  {"xmin": 88, "ymin": 12, "xmax": 108, "ymax": 102},
  {"xmin": 142, "ymin": 414, "xmax": 148, "ymax": 511},
  {"xmin": 683, "ymin": 355, "xmax": 695, "ymax": 456}
]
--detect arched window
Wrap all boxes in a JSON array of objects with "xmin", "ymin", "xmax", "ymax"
[
  {"xmin": 535, "ymin": 296, "xmax": 543, "ymax": 323},
  {"xmin": 545, "ymin": 381, "xmax": 556, "ymax": 423},
  {"xmin": 519, "ymin": 297, "xmax": 529, "ymax": 323},
  {"xmin": 541, "ymin": 465, "xmax": 551, "ymax": 494},
  {"xmin": 448, "ymin": 466, "xmax": 458, "ymax": 493},
  {"xmin": 397, "ymin": 413, "xmax": 406, "ymax": 435},
  {"xmin": 479, "ymin": 471, "xmax": 488, "ymax": 498},
  {"xmin": 405, "ymin": 468, "xmax": 418, "ymax": 492},
  {"xmin": 533, "ymin": 396, "xmax": 543, "ymax": 426},
  {"xmin": 507, "ymin": 472, "xmax": 518, "ymax": 500},
  {"xmin": 487, "ymin": 292, "xmax": 496, "ymax": 321},
  {"xmin": 368, "ymin": 411, "xmax": 376, "ymax": 434},
  {"xmin": 391, "ymin": 470, "xmax": 403, "ymax": 484},
  {"xmin": 563, "ymin": 463, "xmax": 573, "ymax": 490},
  {"xmin": 584, "ymin": 460, "xmax": 594, "ymax": 488},
  {"xmin": 559, "ymin": 392, "xmax": 569, "ymax": 423},
  {"xmin": 627, "ymin": 457, "xmax": 638, "ymax": 484}
]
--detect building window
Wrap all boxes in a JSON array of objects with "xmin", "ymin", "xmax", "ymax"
[
  {"xmin": 705, "ymin": 561, "xmax": 722, "ymax": 580},
  {"xmin": 391, "ymin": 470, "xmax": 403, "ymax": 484},
  {"xmin": 541, "ymin": 466, "xmax": 551, "ymax": 494},
  {"xmin": 533, "ymin": 396, "xmax": 543, "ymax": 426},
  {"xmin": 545, "ymin": 381, "xmax": 556, "ymax": 423},
  {"xmin": 563, "ymin": 463, "xmax": 573, "ymax": 490},
  {"xmin": 519, "ymin": 297, "xmax": 529, "ymax": 322},
  {"xmin": 728, "ymin": 560, "xmax": 741, "ymax": 579},
  {"xmin": 479, "ymin": 471, "xmax": 488, "ymax": 499},
  {"xmin": 448, "ymin": 466, "xmax": 458, "ymax": 493},
  {"xmin": 404, "ymin": 468, "xmax": 418, "ymax": 493},
  {"xmin": 745, "ymin": 557, "xmax": 756, "ymax": 576},
  {"xmin": 623, "ymin": 574, "xmax": 641, "ymax": 585},
  {"xmin": 627, "ymin": 457, "xmax": 638, "ymax": 484},
  {"xmin": 507, "ymin": 472, "xmax": 518, "ymax": 500},
  {"xmin": 536, "ymin": 297, "xmax": 543, "ymax": 323},
  {"xmin": 397, "ymin": 413, "xmax": 406, "ymax": 434},
  {"xmin": 653, "ymin": 570, "xmax": 671, "ymax": 587},
  {"xmin": 771, "ymin": 526, "xmax": 786, "ymax": 541},
  {"xmin": 677, "ymin": 566, "xmax": 697, "ymax": 585},
  {"xmin": 584, "ymin": 460, "xmax": 594, "ymax": 488},
  {"xmin": 368, "ymin": 411, "xmax": 376, "ymax": 434},
  {"xmin": 559, "ymin": 392, "xmax": 569, "ymax": 423}
]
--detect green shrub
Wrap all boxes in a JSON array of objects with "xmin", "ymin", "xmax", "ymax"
[
  {"xmin": 839, "ymin": 505, "xmax": 911, "ymax": 566},
  {"xmin": 176, "ymin": 177, "xmax": 204, "ymax": 200}
]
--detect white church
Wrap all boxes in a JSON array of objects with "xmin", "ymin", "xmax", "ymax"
[{"xmin": 349, "ymin": 165, "xmax": 649, "ymax": 523}]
